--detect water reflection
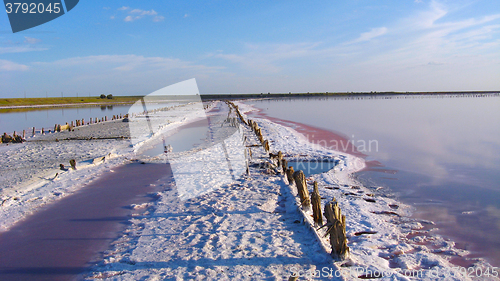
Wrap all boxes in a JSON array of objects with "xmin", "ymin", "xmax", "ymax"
[{"xmin": 249, "ymin": 94, "xmax": 500, "ymax": 266}]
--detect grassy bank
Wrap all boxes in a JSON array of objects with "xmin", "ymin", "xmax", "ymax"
[{"xmin": 0, "ymin": 96, "xmax": 144, "ymax": 107}]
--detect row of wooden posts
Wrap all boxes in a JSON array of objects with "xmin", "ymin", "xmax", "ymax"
[
  {"xmin": 0, "ymin": 114, "xmax": 127, "ymax": 144},
  {"xmin": 226, "ymin": 100, "xmax": 349, "ymax": 260},
  {"xmin": 48, "ymin": 114, "xmax": 126, "ymax": 134}
]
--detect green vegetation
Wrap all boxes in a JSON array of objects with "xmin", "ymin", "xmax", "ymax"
[{"xmin": 0, "ymin": 96, "xmax": 142, "ymax": 107}]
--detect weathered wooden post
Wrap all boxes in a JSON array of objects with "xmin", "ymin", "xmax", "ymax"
[
  {"xmin": 293, "ymin": 170, "xmax": 310, "ymax": 208},
  {"xmin": 311, "ymin": 182, "xmax": 323, "ymax": 226},
  {"xmin": 281, "ymin": 159, "xmax": 288, "ymax": 174},
  {"xmin": 105, "ymin": 116, "xmax": 108, "ymax": 121},
  {"xmin": 33, "ymin": 127, "xmax": 36, "ymax": 137},
  {"xmin": 263, "ymin": 140, "xmax": 270, "ymax": 152},
  {"xmin": 70, "ymin": 121, "xmax": 74, "ymax": 127},
  {"xmin": 54, "ymin": 124, "xmax": 58, "ymax": 132},
  {"xmin": 82, "ymin": 118, "xmax": 85, "ymax": 125},
  {"xmin": 277, "ymin": 151, "xmax": 283, "ymax": 168},
  {"xmin": 324, "ymin": 199, "xmax": 349, "ymax": 260},
  {"xmin": 41, "ymin": 128, "xmax": 45, "ymax": 134},
  {"xmin": 57, "ymin": 124, "xmax": 61, "ymax": 132},
  {"xmin": 22, "ymin": 130, "xmax": 26, "ymax": 139},
  {"xmin": 69, "ymin": 159, "xmax": 76, "ymax": 170},
  {"xmin": 286, "ymin": 166, "xmax": 294, "ymax": 185}
]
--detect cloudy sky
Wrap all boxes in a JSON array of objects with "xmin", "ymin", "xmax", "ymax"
[{"xmin": 0, "ymin": 0, "xmax": 499, "ymax": 98}]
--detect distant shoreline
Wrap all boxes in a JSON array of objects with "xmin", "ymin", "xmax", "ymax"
[
  {"xmin": 1, "ymin": 91, "xmax": 499, "ymax": 111},
  {"xmin": 199, "ymin": 90, "xmax": 500, "ymax": 100}
]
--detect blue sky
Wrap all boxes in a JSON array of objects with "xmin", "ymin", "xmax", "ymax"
[{"xmin": 0, "ymin": 0, "xmax": 499, "ymax": 98}]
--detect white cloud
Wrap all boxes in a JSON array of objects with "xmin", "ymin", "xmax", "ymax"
[
  {"xmin": 184, "ymin": 14, "xmax": 189, "ymax": 18},
  {"xmin": 130, "ymin": 9, "xmax": 157, "ymax": 16},
  {"xmin": 213, "ymin": 42, "xmax": 322, "ymax": 73},
  {"xmin": 351, "ymin": 27, "xmax": 388, "ymax": 43},
  {"xmin": 23, "ymin": 37, "xmax": 41, "ymax": 44},
  {"xmin": 153, "ymin": 16, "xmax": 165, "ymax": 22},
  {"xmin": 22, "ymin": 55, "xmax": 222, "ymax": 96},
  {"xmin": 0, "ymin": 45, "xmax": 48, "ymax": 54},
  {"xmin": 117, "ymin": 6, "xmax": 129, "ymax": 11},
  {"xmin": 124, "ymin": 15, "xmax": 140, "ymax": 22},
  {"xmin": 0, "ymin": 59, "xmax": 28, "ymax": 71},
  {"xmin": 119, "ymin": 8, "xmax": 163, "ymax": 22}
]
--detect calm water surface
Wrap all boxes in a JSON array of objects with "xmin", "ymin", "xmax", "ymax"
[
  {"xmin": 249, "ymin": 94, "xmax": 500, "ymax": 267},
  {"xmin": 0, "ymin": 101, "xmax": 183, "ymax": 136},
  {"xmin": 0, "ymin": 105, "xmax": 132, "ymax": 135}
]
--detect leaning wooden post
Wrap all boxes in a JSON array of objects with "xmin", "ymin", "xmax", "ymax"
[
  {"xmin": 263, "ymin": 140, "xmax": 270, "ymax": 152},
  {"xmin": 286, "ymin": 166, "xmax": 295, "ymax": 185},
  {"xmin": 324, "ymin": 199, "xmax": 349, "ymax": 260},
  {"xmin": 54, "ymin": 124, "xmax": 58, "ymax": 132},
  {"xmin": 311, "ymin": 182, "xmax": 323, "ymax": 226},
  {"xmin": 293, "ymin": 170, "xmax": 310, "ymax": 208}
]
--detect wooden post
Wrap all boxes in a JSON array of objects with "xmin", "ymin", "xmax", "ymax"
[
  {"xmin": 82, "ymin": 119, "xmax": 85, "ymax": 125},
  {"xmin": 105, "ymin": 116, "xmax": 108, "ymax": 121},
  {"xmin": 311, "ymin": 182, "xmax": 323, "ymax": 226},
  {"xmin": 33, "ymin": 127, "xmax": 36, "ymax": 137},
  {"xmin": 277, "ymin": 151, "xmax": 283, "ymax": 168},
  {"xmin": 286, "ymin": 166, "xmax": 294, "ymax": 185},
  {"xmin": 22, "ymin": 130, "xmax": 25, "ymax": 139},
  {"xmin": 281, "ymin": 159, "xmax": 288, "ymax": 174},
  {"xmin": 293, "ymin": 170, "xmax": 310, "ymax": 208},
  {"xmin": 41, "ymin": 128, "xmax": 45, "ymax": 134},
  {"xmin": 263, "ymin": 140, "xmax": 270, "ymax": 152},
  {"xmin": 69, "ymin": 159, "xmax": 76, "ymax": 170},
  {"xmin": 57, "ymin": 124, "xmax": 61, "ymax": 132},
  {"xmin": 71, "ymin": 121, "xmax": 74, "ymax": 127},
  {"xmin": 54, "ymin": 124, "xmax": 58, "ymax": 132},
  {"xmin": 324, "ymin": 199, "xmax": 349, "ymax": 260}
]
